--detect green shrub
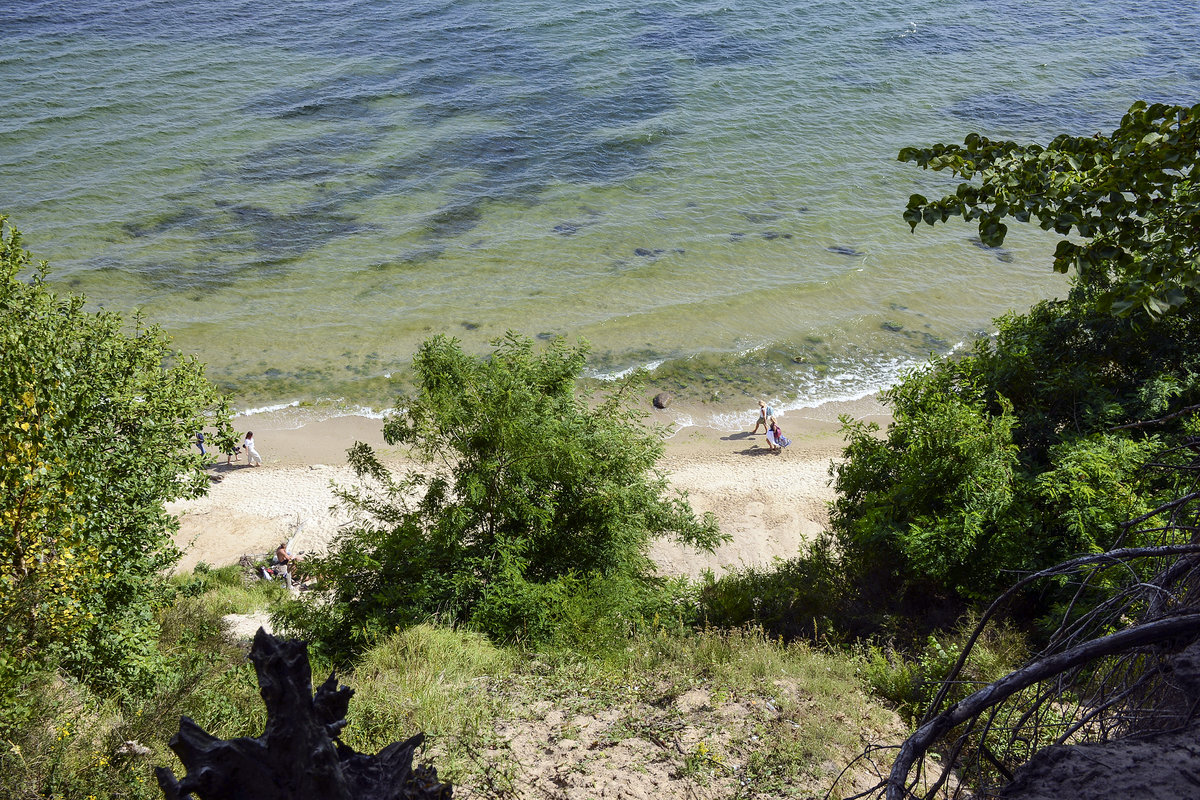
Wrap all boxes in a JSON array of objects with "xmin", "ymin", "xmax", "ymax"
[
  {"xmin": 278, "ymin": 333, "xmax": 724, "ymax": 658},
  {"xmin": 698, "ymin": 532, "xmax": 852, "ymax": 642},
  {"xmin": 859, "ymin": 619, "xmax": 1028, "ymax": 723},
  {"xmin": 0, "ymin": 569, "xmax": 267, "ymax": 800},
  {"xmin": 0, "ymin": 216, "xmax": 233, "ymax": 700}
]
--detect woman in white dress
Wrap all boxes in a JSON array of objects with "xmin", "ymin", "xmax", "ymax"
[
  {"xmin": 242, "ymin": 431, "xmax": 262, "ymax": 466},
  {"xmin": 764, "ymin": 417, "xmax": 780, "ymax": 452}
]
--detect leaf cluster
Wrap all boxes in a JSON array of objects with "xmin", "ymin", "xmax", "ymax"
[{"xmin": 901, "ymin": 101, "xmax": 1200, "ymax": 317}]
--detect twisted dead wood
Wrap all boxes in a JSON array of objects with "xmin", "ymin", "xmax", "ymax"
[{"xmin": 156, "ymin": 628, "xmax": 451, "ymax": 800}]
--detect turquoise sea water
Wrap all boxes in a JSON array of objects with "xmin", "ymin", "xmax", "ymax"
[{"xmin": 4, "ymin": 0, "xmax": 1199, "ymax": 424}]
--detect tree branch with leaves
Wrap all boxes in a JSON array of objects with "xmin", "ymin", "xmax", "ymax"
[{"xmin": 901, "ymin": 101, "xmax": 1199, "ymax": 317}]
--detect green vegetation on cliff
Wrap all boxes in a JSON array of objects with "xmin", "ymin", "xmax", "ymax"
[
  {"xmin": 0, "ymin": 217, "xmax": 233, "ymax": 719},
  {"xmin": 707, "ymin": 101, "xmax": 1200, "ymax": 639}
]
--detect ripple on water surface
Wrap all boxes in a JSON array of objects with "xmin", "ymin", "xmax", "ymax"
[{"xmin": 3, "ymin": 0, "xmax": 1199, "ymax": 422}]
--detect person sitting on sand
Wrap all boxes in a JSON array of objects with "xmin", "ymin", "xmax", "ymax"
[
  {"xmin": 242, "ymin": 431, "xmax": 262, "ymax": 467},
  {"xmin": 274, "ymin": 542, "xmax": 298, "ymax": 569},
  {"xmin": 272, "ymin": 542, "xmax": 300, "ymax": 586},
  {"xmin": 752, "ymin": 400, "xmax": 775, "ymax": 434}
]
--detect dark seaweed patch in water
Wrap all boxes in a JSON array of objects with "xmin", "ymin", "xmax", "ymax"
[
  {"xmin": 740, "ymin": 211, "xmax": 782, "ymax": 224},
  {"xmin": 399, "ymin": 245, "xmax": 444, "ymax": 265},
  {"xmin": 238, "ymin": 156, "xmax": 340, "ymax": 184},
  {"xmin": 456, "ymin": 130, "xmax": 541, "ymax": 182},
  {"xmin": 239, "ymin": 129, "xmax": 382, "ymax": 184},
  {"xmin": 917, "ymin": 331, "xmax": 950, "ymax": 350},
  {"xmin": 563, "ymin": 71, "xmax": 675, "ymax": 129},
  {"xmin": 176, "ymin": 9, "xmax": 681, "ymax": 257},
  {"xmin": 423, "ymin": 200, "xmax": 484, "ymax": 239},
  {"xmin": 947, "ymin": 94, "xmax": 1111, "ymax": 137},
  {"xmin": 225, "ymin": 203, "xmax": 361, "ymax": 258},
  {"xmin": 241, "ymin": 73, "xmax": 404, "ymax": 121},
  {"xmin": 132, "ymin": 258, "xmax": 257, "ymax": 292},
  {"xmin": 827, "ymin": 245, "xmax": 863, "ymax": 257},
  {"xmin": 123, "ymin": 206, "xmax": 205, "ymax": 238},
  {"xmin": 83, "ymin": 256, "xmax": 123, "ymax": 274},
  {"xmin": 63, "ymin": 3, "xmax": 706, "ymax": 285},
  {"xmin": 633, "ymin": 10, "xmax": 769, "ymax": 65},
  {"xmin": 566, "ymin": 135, "xmax": 657, "ymax": 183},
  {"xmin": 404, "ymin": 71, "xmax": 512, "ymax": 126}
]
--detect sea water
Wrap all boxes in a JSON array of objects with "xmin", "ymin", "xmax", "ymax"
[{"xmin": 3, "ymin": 0, "xmax": 1198, "ymax": 425}]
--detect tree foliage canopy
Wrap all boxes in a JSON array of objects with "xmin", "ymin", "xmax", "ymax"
[
  {"xmin": 900, "ymin": 101, "xmax": 1199, "ymax": 317},
  {"xmin": 825, "ymin": 104, "xmax": 1200, "ymax": 629},
  {"xmin": 0, "ymin": 217, "xmax": 230, "ymax": 696},
  {"xmin": 283, "ymin": 333, "xmax": 722, "ymax": 654}
]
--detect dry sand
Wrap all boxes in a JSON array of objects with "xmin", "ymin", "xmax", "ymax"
[{"xmin": 169, "ymin": 397, "xmax": 890, "ymax": 577}]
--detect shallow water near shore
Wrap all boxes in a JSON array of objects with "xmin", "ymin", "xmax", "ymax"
[{"xmin": 5, "ymin": 0, "xmax": 1199, "ymax": 424}]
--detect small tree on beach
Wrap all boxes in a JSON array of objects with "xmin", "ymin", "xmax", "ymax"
[
  {"xmin": 280, "ymin": 332, "xmax": 723, "ymax": 654},
  {"xmin": 0, "ymin": 216, "xmax": 231, "ymax": 711}
]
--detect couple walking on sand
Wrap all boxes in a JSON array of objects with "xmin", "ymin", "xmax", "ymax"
[
  {"xmin": 751, "ymin": 400, "xmax": 790, "ymax": 453},
  {"xmin": 226, "ymin": 431, "xmax": 263, "ymax": 466}
]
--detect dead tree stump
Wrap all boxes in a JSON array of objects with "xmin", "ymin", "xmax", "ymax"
[{"xmin": 156, "ymin": 628, "xmax": 451, "ymax": 800}]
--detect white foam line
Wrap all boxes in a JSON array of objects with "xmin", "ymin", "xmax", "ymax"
[
  {"xmin": 234, "ymin": 400, "xmax": 300, "ymax": 417},
  {"xmin": 587, "ymin": 359, "xmax": 665, "ymax": 381}
]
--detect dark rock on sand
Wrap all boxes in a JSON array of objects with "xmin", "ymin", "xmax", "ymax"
[{"xmin": 653, "ymin": 392, "xmax": 673, "ymax": 409}]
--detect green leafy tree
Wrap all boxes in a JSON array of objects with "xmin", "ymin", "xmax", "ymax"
[
  {"xmin": 900, "ymin": 101, "xmax": 1199, "ymax": 317},
  {"xmin": 825, "ymin": 103, "xmax": 1200, "ymax": 625},
  {"xmin": 280, "ymin": 333, "xmax": 723, "ymax": 654},
  {"xmin": 0, "ymin": 216, "xmax": 231, "ymax": 703}
]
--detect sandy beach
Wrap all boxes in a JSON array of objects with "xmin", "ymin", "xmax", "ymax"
[{"xmin": 169, "ymin": 397, "xmax": 890, "ymax": 577}]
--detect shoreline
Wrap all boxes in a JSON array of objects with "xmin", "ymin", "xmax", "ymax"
[{"xmin": 171, "ymin": 395, "xmax": 890, "ymax": 578}]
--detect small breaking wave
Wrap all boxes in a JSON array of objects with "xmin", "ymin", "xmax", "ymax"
[{"xmin": 234, "ymin": 400, "xmax": 300, "ymax": 417}]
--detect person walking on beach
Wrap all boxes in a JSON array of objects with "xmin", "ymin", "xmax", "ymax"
[
  {"xmin": 752, "ymin": 400, "xmax": 775, "ymax": 434},
  {"xmin": 194, "ymin": 430, "xmax": 207, "ymax": 457},
  {"xmin": 766, "ymin": 419, "xmax": 790, "ymax": 453},
  {"xmin": 242, "ymin": 431, "xmax": 262, "ymax": 467}
]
